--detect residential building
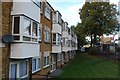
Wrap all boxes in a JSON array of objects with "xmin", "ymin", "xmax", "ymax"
[
  {"xmin": 51, "ymin": 11, "xmax": 62, "ymax": 71},
  {"xmin": 1, "ymin": 0, "xmax": 41, "ymax": 79},
  {"xmin": 31, "ymin": 0, "xmax": 54, "ymax": 79},
  {"xmin": 62, "ymin": 21, "xmax": 69, "ymax": 63},
  {"xmin": 0, "ymin": 0, "xmax": 78, "ymax": 79}
]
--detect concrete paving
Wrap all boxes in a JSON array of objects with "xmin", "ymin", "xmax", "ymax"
[{"xmin": 49, "ymin": 64, "xmax": 67, "ymax": 77}]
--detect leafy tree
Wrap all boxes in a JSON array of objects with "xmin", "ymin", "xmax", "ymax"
[
  {"xmin": 71, "ymin": 23, "xmax": 88, "ymax": 47},
  {"xmin": 79, "ymin": 2, "xmax": 119, "ymax": 46}
]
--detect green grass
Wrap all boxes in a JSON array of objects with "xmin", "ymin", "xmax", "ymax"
[{"xmin": 58, "ymin": 53, "xmax": 119, "ymax": 78}]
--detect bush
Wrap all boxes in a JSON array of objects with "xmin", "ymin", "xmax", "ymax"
[{"xmin": 88, "ymin": 47, "xmax": 98, "ymax": 55}]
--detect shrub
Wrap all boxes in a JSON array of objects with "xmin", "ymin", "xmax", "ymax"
[{"xmin": 88, "ymin": 47, "xmax": 98, "ymax": 55}]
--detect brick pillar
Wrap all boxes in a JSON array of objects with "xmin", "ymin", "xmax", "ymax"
[{"xmin": 28, "ymin": 58, "xmax": 32, "ymax": 80}]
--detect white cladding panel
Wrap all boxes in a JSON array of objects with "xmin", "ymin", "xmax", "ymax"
[
  {"xmin": 68, "ymin": 47, "xmax": 72, "ymax": 51},
  {"xmin": 62, "ymin": 47, "xmax": 69, "ymax": 52},
  {"xmin": 11, "ymin": 43, "xmax": 40, "ymax": 58},
  {"xmin": 52, "ymin": 45, "xmax": 61, "ymax": 53},
  {"xmin": 12, "ymin": 0, "xmax": 40, "ymax": 22},
  {"xmin": 52, "ymin": 24, "xmax": 62, "ymax": 35},
  {"xmin": 44, "ymin": 51, "xmax": 50, "ymax": 56},
  {"xmin": 68, "ymin": 35, "xmax": 72, "ymax": 40},
  {"xmin": 62, "ymin": 31, "xmax": 68, "ymax": 38}
]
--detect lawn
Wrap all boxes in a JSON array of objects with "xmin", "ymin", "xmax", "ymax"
[{"xmin": 57, "ymin": 53, "xmax": 119, "ymax": 78}]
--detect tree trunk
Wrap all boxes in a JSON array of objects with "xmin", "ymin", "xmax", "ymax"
[
  {"xmin": 90, "ymin": 34, "xmax": 93, "ymax": 47},
  {"xmin": 93, "ymin": 34, "xmax": 97, "ymax": 47}
]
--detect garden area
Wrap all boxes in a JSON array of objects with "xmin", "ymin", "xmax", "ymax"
[{"xmin": 53, "ymin": 53, "xmax": 119, "ymax": 79}]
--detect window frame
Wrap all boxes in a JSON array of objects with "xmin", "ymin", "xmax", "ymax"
[
  {"xmin": 45, "ymin": 3, "xmax": 51, "ymax": 20},
  {"xmin": 44, "ymin": 26, "xmax": 50, "ymax": 43},
  {"xmin": 43, "ymin": 56, "xmax": 50, "ymax": 68},
  {"xmin": 19, "ymin": 61, "xmax": 28, "ymax": 79},
  {"xmin": 12, "ymin": 15, "xmax": 40, "ymax": 43},
  {"xmin": 32, "ymin": 57, "xmax": 41, "ymax": 73}
]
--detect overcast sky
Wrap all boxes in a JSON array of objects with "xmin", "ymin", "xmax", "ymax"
[{"xmin": 48, "ymin": 0, "xmax": 120, "ymax": 27}]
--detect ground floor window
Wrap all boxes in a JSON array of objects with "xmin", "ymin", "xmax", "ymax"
[
  {"xmin": 32, "ymin": 57, "xmax": 41, "ymax": 73},
  {"xmin": 10, "ymin": 64, "xmax": 17, "ymax": 79},
  {"xmin": 19, "ymin": 61, "xmax": 28, "ymax": 79},
  {"xmin": 44, "ymin": 56, "xmax": 49, "ymax": 67},
  {"xmin": 10, "ymin": 61, "xmax": 28, "ymax": 79}
]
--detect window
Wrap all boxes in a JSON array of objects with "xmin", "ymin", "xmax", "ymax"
[
  {"xmin": 38, "ymin": 25, "xmax": 42, "ymax": 41},
  {"xmin": 19, "ymin": 61, "xmax": 27, "ymax": 78},
  {"xmin": 32, "ymin": 22, "xmax": 38, "ymax": 36},
  {"xmin": 47, "ymin": 56, "xmax": 49, "ymax": 65},
  {"xmin": 44, "ymin": 57, "xmax": 46, "ymax": 66},
  {"xmin": 68, "ymin": 40, "xmax": 71, "ymax": 47},
  {"xmin": 10, "ymin": 64, "xmax": 17, "ymax": 79},
  {"xmin": 13, "ymin": 17, "xmax": 20, "ymax": 34},
  {"xmin": 24, "ymin": 17, "xmax": 31, "ymax": 35},
  {"xmin": 12, "ymin": 16, "xmax": 40, "ymax": 43},
  {"xmin": 63, "ymin": 25, "xmax": 65, "ymax": 31},
  {"xmin": 53, "ymin": 12, "xmax": 57, "ymax": 23},
  {"xmin": 53, "ymin": 33, "xmax": 56, "ymax": 44},
  {"xmin": 58, "ymin": 34, "xmax": 61, "ymax": 45},
  {"xmin": 58, "ymin": 14, "xmax": 61, "ymax": 25},
  {"xmin": 32, "ymin": 58, "xmax": 41, "ymax": 72},
  {"xmin": 32, "ymin": 0, "xmax": 41, "ymax": 7},
  {"xmin": 44, "ymin": 27, "xmax": 50, "ymax": 42},
  {"xmin": 44, "ymin": 56, "xmax": 49, "ymax": 67},
  {"xmin": 32, "ymin": 59, "xmax": 36, "ymax": 72},
  {"xmin": 45, "ymin": 4, "xmax": 51, "ymax": 20},
  {"xmin": 37, "ymin": 58, "xmax": 40, "ymax": 69},
  {"xmin": 62, "ymin": 38, "xmax": 65, "ymax": 46}
]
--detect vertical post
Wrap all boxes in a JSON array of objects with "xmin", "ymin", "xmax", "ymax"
[{"xmin": 28, "ymin": 58, "xmax": 32, "ymax": 80}]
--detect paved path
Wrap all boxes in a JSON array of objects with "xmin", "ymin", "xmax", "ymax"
[{"xmin": 49, "ymin": 64, "xmax": 67, "ymax": 77}]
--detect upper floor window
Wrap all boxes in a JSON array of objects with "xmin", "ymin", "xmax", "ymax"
[
  {"xmin": 53, "ymin": 33, "xmax": 56, "ymax": 44},
  {"xmin": 53, "ymin": 12, "xmax": 57, "ymax": 23},
  {"xmin": 38, "ymin": 25, "xmax": 42, "ymax": 41},
  {"xmin": 12, "ymin": 16, "xmax": 40, "ymax": 43},
  {"xmin": 32, "ymin": 0, "xmax": 41, "ymax": 7},
  {"xmin": 52, "ymin": 33, "xmax": 61, "ymax": 45},
  {"xmin": 58, "ymin": 14, "xmax": 61, "ymax": 25},
  {"xmin": 13, "ymin": 17, "xmax": 20, "ymax": 34},
  {"xmin": 32, "ymin": 22, "xmax": 38, "ymax": 36},
  {"xmin": 62, "ymin": 37, "xmax": 68, "ymax": 47},
  {"xmin": 24, "ymin": 17, "xmax": 31, "ymax": 35},
  {"xmin": 45, "ymin": 4, "xmax": 51, "ymax": 20},
  {"xmin": 58, "ymin": 34, "xmax": 61, "ymax": 45},
  {"xmin": 44, "ymin": 26, "xmax": 50, "ymax": 42}
]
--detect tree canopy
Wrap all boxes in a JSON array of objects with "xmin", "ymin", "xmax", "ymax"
[
  {"xmin": 71, "ymin": 23, "xmax": 88, "ymax": 46},
  {"xmin": 79, "ymin": 2, "xmax": 119, "ymax": 46}
]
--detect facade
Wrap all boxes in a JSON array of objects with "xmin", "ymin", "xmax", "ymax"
[
  {"xmin": 62, "ymin": 21, "xmax": 69, "ymax": 63},
  {"xmin": 51, "ymin": 11, "xmax": 62, "ymax": 71},
  {"xmin": 0, "ymin": 0, "xmax": 78, "ymax": 79},
  {"xmin": 117, "ymin": 1, "xmax": 120, "ymax": 46}
]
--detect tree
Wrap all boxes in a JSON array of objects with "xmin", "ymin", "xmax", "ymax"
[
  {"xmin": 72, "ymin": 23, "xmax": 88, "ymax": 47},
  {"xmin": 79, "ymin": 2, "xmax": 119, "ymax": 46}
]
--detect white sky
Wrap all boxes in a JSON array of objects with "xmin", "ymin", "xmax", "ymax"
[{"xmin": 49, "ymin": 0, "xmax": 120, "ymax": 27}]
